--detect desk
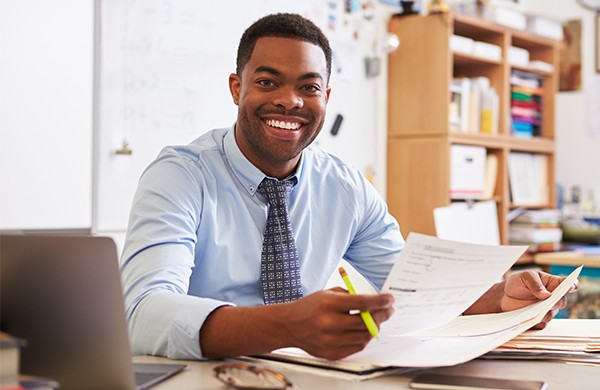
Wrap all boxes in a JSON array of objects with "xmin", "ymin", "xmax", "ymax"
[
  {"xmin": 134, "ymin": 355, "xmax": 599, "ymax": 389},
  {"xmin": 534, "ymin": 251, "xmax": 600, "ymax": 268}
]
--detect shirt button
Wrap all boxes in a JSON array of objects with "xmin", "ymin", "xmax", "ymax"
[{"xmin": 249, "ymin": 185, "xmax": 254, "ymax": 192}]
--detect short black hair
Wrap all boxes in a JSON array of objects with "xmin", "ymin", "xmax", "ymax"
[{"xmin": 236, "ymin": 13, "xmax": 332, "ymax": 83}]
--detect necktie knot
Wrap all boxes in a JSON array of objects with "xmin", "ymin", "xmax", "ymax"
[{"xmin": 258, "ymin": 178, "xmax": 293, "ymax": 206}]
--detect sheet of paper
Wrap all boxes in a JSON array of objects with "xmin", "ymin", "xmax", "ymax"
[
  {"xmin": 379, "ymin": 233, "xmax": 527, "ymax": 336},
  {"xmin": 519, "ymin": 318, "xmax": 600, "ymax": 339},
  {"xmin": 407, "ymin": 266, "xmax": 582, "ymax": 338},
  {"xmin": 434, "ymin": 201, "xmax": 500, "ymax": 245}
]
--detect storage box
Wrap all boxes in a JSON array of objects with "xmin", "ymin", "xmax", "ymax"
[
  {"xmin": 508, "ymin": 46, "xmax": 530, "ymax": 67},
  {"xmin": 528, "ymin": 15, "xmax": 563, "ymax": 41},
  {"xmin": 450, "ymin": 34, "xmax": 475, "ymax": 55},
  {"xmin": 473, "ymin": 41, "xmax": 502, "ymax": 61}
]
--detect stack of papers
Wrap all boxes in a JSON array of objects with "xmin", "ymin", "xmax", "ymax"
[
  {"xmin": 485, "ymin": 319, "xmax": 600, "ymax": 364},
  {"xmin": 259, "ymin": 234, "xmax": 582, "ymax": 374}
]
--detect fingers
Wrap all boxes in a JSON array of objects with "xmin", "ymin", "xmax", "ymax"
[
  {"xmin": 568, "ymin": 279, "xmax": 579, "ymax": 293},
  {"xmin": 531, "ymin": 308, "xmax": 560, "ymax": 330},
  {"xmin": 334, "ymin": 291, "xmax": 395, "ymax": 313},
  {"xmin": 519, "ymin": 271, "xmax": 552, "ymax": 300},
  {"xmin": 552, "ymin": 296, "xmax": 568, "ymax": 311}
]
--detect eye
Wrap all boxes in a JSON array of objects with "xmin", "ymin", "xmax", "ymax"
[
  {"xmin": 302, "ymin": 84, "xmax": 321, "ymax": 94},
  {"xmin": 257, "ymin": 79, "xmax": 276, "ymax": 88}
]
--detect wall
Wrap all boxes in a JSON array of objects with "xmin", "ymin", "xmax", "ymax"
[
  {"xmin": 519, "ymin": 0, "xmax": 600, "ymax": 209},
  {"xmin": 0, "ymin": 0, "xmax": 94, "ymax": 230},
  {"xmin": 95, "ymin": 0, "xmax": 389, "ymax": 234}
]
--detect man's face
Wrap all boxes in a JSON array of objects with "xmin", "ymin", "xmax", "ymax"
[{"xmin": 229, "ymin": 37, "xmax": 330, "ymax": 178}]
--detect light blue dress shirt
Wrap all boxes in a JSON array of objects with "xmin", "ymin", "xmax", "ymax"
[{"xmin": 121, "ymin": 125, "xmax": 404, "ymax": 359}]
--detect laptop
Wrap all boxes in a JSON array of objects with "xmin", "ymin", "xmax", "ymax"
[{"xmin": 0, "ymin": 234, "xmax": 186, "ymax": 390}]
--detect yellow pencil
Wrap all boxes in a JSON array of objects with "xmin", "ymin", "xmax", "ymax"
[{"xmin": 338, "ymin": 267, "xmax": 379, "ymax": 339}]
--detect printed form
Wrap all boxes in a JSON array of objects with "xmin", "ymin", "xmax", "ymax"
[{"xmin": 379, "ymin": 232, "xmax": 526, "ymax": 336}]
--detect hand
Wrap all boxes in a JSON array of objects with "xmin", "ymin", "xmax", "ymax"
[
  {"xmin": 501, "ymin": 271, "xmax": 578, "ymax": 329},
  {"xmin": 282, "ymin": 288, "xmax": 394, "ymax": 360}
]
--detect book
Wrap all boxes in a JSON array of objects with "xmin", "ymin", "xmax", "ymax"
[
  {"xmin": 467, "ymin": 77, "xmax": 484, "ymax": 133},
  {"xmin": 508, "ymin": 225, "xmax": 563, "ymax": 244},
  {"xmin": 512, "ymin": 209, "xmax": 561, "ymax": 226},
  {"xmin": 482, "ymin": 153, "xmax": 498, "ymax": 199},
  {"xmin": 450, "ymin": 77, "xmax": 471, "ymax": 132},
  {"xmin": 449, "ymin": 79, "xmax": 463, "ymax": 131},
  {"xmin": 480, "ymin": 87, "xmax": 499, "ymax": 134},
  {"xmin": 0, "ymin": 332, "xmax": 24, "ymax": 390},
  {"xmin": 508, "ymin": 152, "xmax": 548, "ymax": 206}
]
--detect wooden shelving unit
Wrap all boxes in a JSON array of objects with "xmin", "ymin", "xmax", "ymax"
[{"xmin": 386, "ymin": 13, "xmax": 560, "ymax": 246}]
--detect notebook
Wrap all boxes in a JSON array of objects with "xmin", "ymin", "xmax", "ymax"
[{"xmin": 0, "ymin": 234, "xmax": 186, "ymax": 390}]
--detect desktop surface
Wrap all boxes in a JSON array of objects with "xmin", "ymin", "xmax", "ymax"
[{"xmin": 134, "ymin": 354, "xmax": 599, "ymax": 390}]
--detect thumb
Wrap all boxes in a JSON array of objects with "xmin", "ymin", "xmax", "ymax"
[{"xmin": 523, "ymin": 272, "xmax": 552, "ymax": 300}]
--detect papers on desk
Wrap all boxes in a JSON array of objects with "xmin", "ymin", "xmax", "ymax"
[
  {"xmin": 262, "ymin": 234, "xmax": 582, "ymax": 374},
  {"xmin": 484, "ymin": 319, "xmax": 600, "ymax": 364}
]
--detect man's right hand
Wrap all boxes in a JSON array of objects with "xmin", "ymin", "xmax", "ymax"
[
  {"xmin": 280, "ymin": 288, "xmax": 395, "ymax": 360},
  {"xmin": 199, "ymin": 288, "xmax": 395, "ymax": 360}
]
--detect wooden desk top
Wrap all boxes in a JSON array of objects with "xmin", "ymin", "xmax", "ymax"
[
  {"xmin": 534, "ymin": 251, "xmax": 600, "ymax": 267},
  {"xmin": 134, "ymin": 353, "xmax": 599, "ymax": 389}
]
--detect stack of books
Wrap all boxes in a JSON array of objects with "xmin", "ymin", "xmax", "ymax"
[
  {"xmin": 510, "ymin": 70, "xmax": 543, "ymax": 138},
  {"xmin": 509, "ymin": 209, "xmax": 562, "ymax": 252}
]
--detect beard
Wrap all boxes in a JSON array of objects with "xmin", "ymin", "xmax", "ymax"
[{"xmin": 237, "ymin": 107, "xmax": 324, "ymax": 165}]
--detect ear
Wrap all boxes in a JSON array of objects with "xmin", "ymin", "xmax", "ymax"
[
  {"xmin": 325, "ymin": 86, "xmax": 331, "ymax": 103},
  {"xmin": 228, "ymin": 73, "xmax": 241, "ymax": 105}
]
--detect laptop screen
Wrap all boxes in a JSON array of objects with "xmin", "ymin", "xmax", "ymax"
[{"xmin": 1, "ymin": 235, "xmax": 138, "ymax": 390}]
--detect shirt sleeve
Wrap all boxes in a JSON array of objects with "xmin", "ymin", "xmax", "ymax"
[
  {"xmin": 343, "ymin": 172, "xmax": 405, "ymax": 291},
  {"xmin": 120, "ymin": 151, "xmax": 233, "ymax": 359}
]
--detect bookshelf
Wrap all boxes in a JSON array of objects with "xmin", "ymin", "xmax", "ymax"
[{"xmin": 386, "ymin": 13, "xmax": 559, "ymax": 253}]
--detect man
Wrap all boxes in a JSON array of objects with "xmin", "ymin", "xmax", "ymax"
[{"xmin": 121, "ymin": 13, "xmax": 573, "ymax": 361}]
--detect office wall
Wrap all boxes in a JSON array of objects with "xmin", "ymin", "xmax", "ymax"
[
  {"xmin": 94, "ymin": 0, "xmax": 390, "ymax": 233},
  {"xmin": 0, "ymin": 0, "xmax": 395, "ymax": 234},
  {"xmin": 0, "ymin": 0, "xmax": 94, "ymax": 230},
  {"xmin": 520, "ymin": 0, "xmax": 600, "ymax": 207}
]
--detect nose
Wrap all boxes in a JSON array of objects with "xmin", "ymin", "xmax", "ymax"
[{"xmin": 272, "ymin": 86, "xmax": 304, "ymax": 111}]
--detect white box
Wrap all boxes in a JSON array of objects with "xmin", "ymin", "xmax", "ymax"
[
  {"xmin": 529, "ymin": 60, "xmax": 555, "ymax": 73},
  {"xmin": 486, "ymin": 5, "xmax": 527, "ymax": 31},
  {"xmin": 450, "ymin": 144, "xmax": 486, "ymax": 199},
  {"xmin": 472, "ymin": 41, "xmax": 502, "ymax": 61},
  {"xmin": 508, "ymin": 46, "xmax": 530, "ymax": 67},
  {"xmin": 450, "ymin": 34, "xmax": 475, "ymax": 55},
  {"xmin": 528, "ymin": 15, "xmax": 563, "ymax": 41}
]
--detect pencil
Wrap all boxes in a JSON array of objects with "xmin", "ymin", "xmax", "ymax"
[{"xmin": 338, "ymin": 267, "xmax": 379, "ymax": 339}]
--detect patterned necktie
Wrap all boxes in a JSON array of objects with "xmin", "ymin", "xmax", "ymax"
[{"xmin": 258, "ymin": 178, "xmax": 303, "ymax": 305}]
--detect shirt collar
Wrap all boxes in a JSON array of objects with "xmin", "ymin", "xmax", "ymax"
[{"xmin": 223, "ymin": 124, "xmax": 304, "ymax": 196}]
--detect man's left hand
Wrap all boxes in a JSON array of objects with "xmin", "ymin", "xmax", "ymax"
[{"xmin": 501, "ymin": 271, "xmax": 578, "ymax": 329}]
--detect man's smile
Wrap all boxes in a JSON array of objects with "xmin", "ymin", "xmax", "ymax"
[{"xmin": 264, "ymin": 118, "xmax": 302, "ymax": 130}]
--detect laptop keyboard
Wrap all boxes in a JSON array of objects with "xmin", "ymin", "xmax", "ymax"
[{"xmin": 135, "ymin": 371, "xmax": 166, "ymax": 386}]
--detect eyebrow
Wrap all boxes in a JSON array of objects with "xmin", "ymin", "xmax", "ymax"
[{"xmin": 254, "ymin": 66, "xmax": 324, "ymax": 82}]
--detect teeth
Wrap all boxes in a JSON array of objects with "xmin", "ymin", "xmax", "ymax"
[{"xmin": 265, "ymin": 119, "xmax": 301, "ymax": 130}]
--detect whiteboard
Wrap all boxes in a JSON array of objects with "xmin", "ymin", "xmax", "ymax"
[
  {"xmin": 95, "ymin": 0, "xmax": 382, "ymax": 232},
  {"xmin": 0, "ymin": 0, "xmax": 93, "ymax": 230}
]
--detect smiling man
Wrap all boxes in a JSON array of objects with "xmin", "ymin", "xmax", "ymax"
[{"xmin": 120, "ymin": 13, "xmax": 572, "ymax": 361}]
